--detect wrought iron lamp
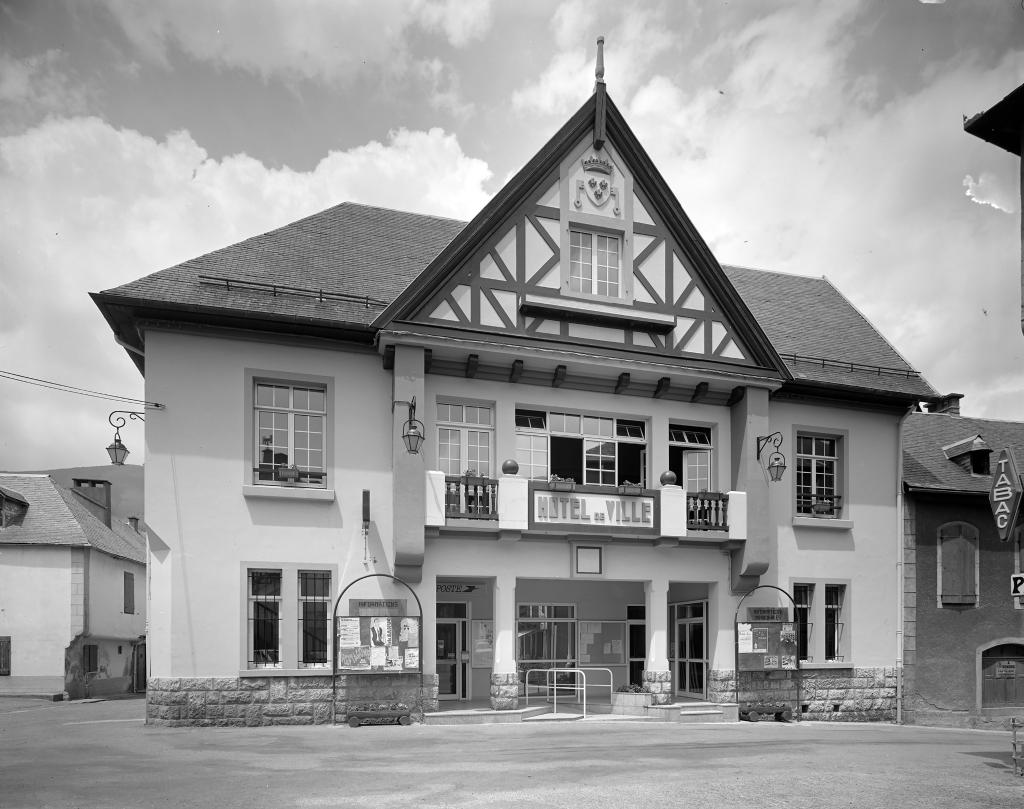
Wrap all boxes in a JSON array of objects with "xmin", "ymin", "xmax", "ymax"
[
  {"xmin": 106, "ymin": 411, "xmax": 146, "ymax": 465},
  {"xmin": 756, "ymin": 431, "xmax": 787, "ymax": 483},
  {"xmin": 392, "ymin": 396, "xmax": 425, "ymax": 454}
]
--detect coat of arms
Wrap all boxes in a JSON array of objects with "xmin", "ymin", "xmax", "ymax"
[{"xmin": 575, "ymin": 154, "xmax": 620, "ymax": 214}]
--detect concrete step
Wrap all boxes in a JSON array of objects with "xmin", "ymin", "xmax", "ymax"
[
  {"xmin": 647, "ymin": 702, "xmax": 739, "ymax": 723},
  {"xmin": 423, "ymin": 705, "xmax": 549, "ymax": 725},
  {"xmin": 522, "ymin": 711, "xmax": 582, "ymax": 722}
]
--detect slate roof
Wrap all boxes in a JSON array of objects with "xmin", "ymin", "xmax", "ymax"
[
  {"xmin": 0, "ymin": 474, "xmax": 146, "ymax": 563},
  {"xmin": 100, "ymin": 202, "xmax": 466, "ymax": 329},
  {"xmin": 95, "ymin": 204, "xmax": 935, "ymax": 402},
  {"xmin": 724, "ymin": 265, "xmax": 937, "ymax": 400},
  {"xmin": 903, "ymin": 411, "xmax": 1024, "ymax": 495}
]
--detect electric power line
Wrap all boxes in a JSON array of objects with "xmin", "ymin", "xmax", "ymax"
[{"xmin": 0, "ymin": 370, "xmax": 163, "ymax": 408}]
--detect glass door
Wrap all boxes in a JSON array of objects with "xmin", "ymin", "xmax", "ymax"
[
  {"xmin": 673, "ymin": 601, "xmax": 707, "ymax": 699},
  {"xmin": 436, "ymin": 620, "xmax": 464, "ymax": 700}
]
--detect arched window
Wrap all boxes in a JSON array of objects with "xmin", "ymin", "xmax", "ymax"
[{"xmin": 938, "ymin": 522, "xmax": 979, "ymax": 606}]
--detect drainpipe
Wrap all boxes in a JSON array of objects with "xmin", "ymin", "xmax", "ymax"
[{"xmin": 895, "ymin": 403, "xmax": 915, "ymax": 725}]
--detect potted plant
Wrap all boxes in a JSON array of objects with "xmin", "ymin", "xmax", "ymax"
[
  {"xmin": 275, "ymin": 464, "xmax": 301, "ymax": 482},
  {"xmin": 462, "ymin": 468, "xmax": 485, "ymax": 487},
  {"xmin": 617, "ymin": 480, "xmax": 643, "ymax": 496},
  {"xmin": 548, "ymin": 474, "xmax": 576, "ymax": 492}
]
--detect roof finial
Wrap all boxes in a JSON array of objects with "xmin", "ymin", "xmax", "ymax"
[
  {"xmin": 593, "ymin": 36, "xmax": 607, "ymax": 150},
  {"xmin": 595, "ymin": 36, "xmax": 605, "ymax": 86}
]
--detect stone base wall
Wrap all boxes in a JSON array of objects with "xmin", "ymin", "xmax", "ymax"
[
  {"xmin": 641, "ymin": 670, "xmax": 672, "ymax": 705},
  {"xmin": 490, "ymin": 672, "xmax": 519, "ymax": 710},
  {"xmin": 146, "ymin": 674, "xmax": 439, "ymax": 728},
  {"xmin": 707, "ymin": 668, "xmax": 897, "ymax": 721}
]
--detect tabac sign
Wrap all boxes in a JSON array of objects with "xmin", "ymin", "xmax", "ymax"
[{"xmin": 989, "ymin": 449, "xmax": 1022, "ymax": 542}]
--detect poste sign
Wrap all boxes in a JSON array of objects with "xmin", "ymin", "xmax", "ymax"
[{"xmin": 989, "ymin": 448, "xmax": 1022, "ymax": 542}]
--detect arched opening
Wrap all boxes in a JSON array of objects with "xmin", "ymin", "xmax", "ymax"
[{"xmin": 981, "ymin": 643, "xmax": 1024, "ymax": 708}]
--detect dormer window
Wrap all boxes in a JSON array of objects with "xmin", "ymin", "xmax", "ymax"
[
  {"xmin": 569, "ymin": 230, "xmax": 620, "ymax": 297},
  {"xmin": 0, "ymin": 488, "xmax": 28, "ymax": 528}
]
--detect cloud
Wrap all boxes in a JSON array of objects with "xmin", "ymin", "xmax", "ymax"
[
  {"xmin": 98, "ymin": 0, "xmax": 492, "ymax": 84},
  {"xmin": 964, "ymin": 172, "xmax": 1018, "ymax": 214},
  {"xmin": 0, "ymin": 115, "xmax": 491, "ymax": 470},
  {"xmin": 0, "ymin": 51, "xmax": 91, "ymax": 134}
]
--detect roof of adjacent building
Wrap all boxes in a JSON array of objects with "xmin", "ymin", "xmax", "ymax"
[
  {"xmin": 93, "ymin": 201, "xmax": 935, "ymax": 403},
  {"xmin": 964, "ymin": 82, "xmax": 1024, "ymax": 156},
  {"xmin": 904, "ymin": 411, "xmax": 1024, "ymax": 494},
  {"xmin": 0, "ymin": 474, "xmax": 146, "ymax": 563}
]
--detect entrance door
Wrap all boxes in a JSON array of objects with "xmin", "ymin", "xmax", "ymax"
[
  {"xmin": 436, "ymin": 620, "xmax": 467, "ymax": 701},
  {"xmin": 673, "ymin": 601, "xmax": 707, "ymax": 699},
  {"xmin": 982, "ymin": 643, "xmax": 1024, "ymax": 708}
]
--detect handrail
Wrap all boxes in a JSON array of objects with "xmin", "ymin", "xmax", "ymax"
[{"xmin": 523, "ymin": 667, "xmax": 614, "ymax": 718}]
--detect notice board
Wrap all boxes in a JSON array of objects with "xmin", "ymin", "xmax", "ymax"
[
  {"xmin": 335, "ymin": 615, "xmax": 421, "ymax": 674},
  {"xmin": 737, "ymin": 620, "xmax": 798, "ymax": 671},
  {"xmin": 578, "ymin": 621, "xmax": 625, "ymax": 665}
]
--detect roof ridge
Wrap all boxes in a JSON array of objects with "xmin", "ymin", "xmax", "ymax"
[{"xmin": 722, "ymin": 263, "xmax": 827, "ymax": 281}]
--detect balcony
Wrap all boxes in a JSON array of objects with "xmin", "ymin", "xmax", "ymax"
[
  {"xmin": 426, "ymin": 470, "xmax": 747, "ymax": 543},
  {"xmin": 443, "ymin": 475, "xmax": 498, "ymax": 520}
]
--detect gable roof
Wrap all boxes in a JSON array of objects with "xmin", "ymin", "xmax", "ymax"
[
  {"xmin": 725, "ymin": 265, "xmax": 937, "ymax": 401},
  {"xmin": 964, "ymin": 82, "xmax": 1024, "ymax": 156},
  {"xmin": 91, "ymin": 94, "xmax": 935, "ymax": 405},
  {"xmin": 376, "ymin": 92, "xmax": 785, "ymax": 376},
  {"xmin": 904, "ymin": 411, "xmax": 1024, "ymax": 495},
  {"xmin": 0, "ymin": 474, "xmax": 146, "ymax": 563}
]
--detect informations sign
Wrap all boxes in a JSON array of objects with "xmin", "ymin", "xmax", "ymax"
[
  {"xmin": 737, "ymin": 619, "xmax": 799, "ymax": 671},
  {"xmin": 335, "ymin": 615, "xmax": 421, "ymax": 674},
  {"xmin": 989, "ymin": 449, "xmax": 1022, "ymax": 542}
]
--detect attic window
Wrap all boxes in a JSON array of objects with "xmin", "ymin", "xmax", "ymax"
[
  {"xmin": 0, "ymin": 489, "xmax": 28, "ymax": 529},
  {"xmin": 569, "ymin": 230, "xmax": 620, "ymax": 297},
  {"xmin": 970, "ymin": 450, "xmax": 991, "ymax": 476}
]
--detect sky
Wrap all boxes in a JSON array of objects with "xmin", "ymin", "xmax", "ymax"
[{"xmin": 1, "ymin": 0, "xmax": 1023, "ymax": 471}]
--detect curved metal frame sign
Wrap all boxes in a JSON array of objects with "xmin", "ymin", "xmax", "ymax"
[{"xmin": 989, "ymin": 448, "xmax": 1022, "ymax": 542}]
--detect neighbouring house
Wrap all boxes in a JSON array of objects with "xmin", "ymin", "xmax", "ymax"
[
  {"xmin": 902, "ymin": 396, "xmax": 1024, "ymax": 728},
  {"xmin": 92, "ymin": 60, "xmax": 938, "ymax": 727},
  {"xmin": 0, "ymin": 475, "xmax": 147, "ymax": 699},
  {"xmin": 964, "ymin": 82, "xmax": 1024, "ymax": 335}
]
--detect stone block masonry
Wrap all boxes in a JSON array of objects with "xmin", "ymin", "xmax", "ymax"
[
  {"xmin": 707, "ymin": 668, "xmax": 898, "ymax": 721},
  {"xmin": 146, "ymin": 674, "xmax": 439, "ymax": 727}
]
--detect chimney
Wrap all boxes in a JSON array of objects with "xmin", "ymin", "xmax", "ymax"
[
  {"xmin": 71, "ymin": 478, "xmax": 112, "ymax": 528},
  {"xmin": 927, "ymin": 393, "xmax": 963, "ymax": 416},
  {"xmin": 128, "ymin": 516, "xmax": 140, "ymax": 533}
]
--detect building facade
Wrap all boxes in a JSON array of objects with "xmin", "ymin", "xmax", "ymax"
[
  {"xmin": 0, "ymin": 475, "xmax": 146, "ymax": 699},
  {"xmin": 93, "ymin": 80, "xmax": 936, "ymax": 726},
  {"xmin": 902, "ymin": 399, "xmax": 1024, "ymax": 728}
]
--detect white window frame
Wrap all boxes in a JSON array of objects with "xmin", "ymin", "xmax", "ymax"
[
  {"xmin": 795, "ymin": 430, "xmax": 845, "ymax": 517},
  {"xmin": 243, "ymin": 370, "xmax": 335, "ymax": 501},
  {"xmin": 668, "ymin": 424, "xmax": 714, "ymax": 493},
  {"xmin": 569, "ymin": 229, "xmax": 622, "ymax": 298},
  {"xmin": 436, "ymin": 401, "xmax": 494, "ymax": 478},
  {"xmin": 242, "ymin": 563, "xmax": 336, "ymax": 673}
]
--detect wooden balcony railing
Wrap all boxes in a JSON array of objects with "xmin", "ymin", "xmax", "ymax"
[
  {"xmin": 444, "ymin": 476, "xmax": 499, "ymax": 520},
  {"xmin": 687, "ymin": 492, "xmax": 729, "ymax": 531}
]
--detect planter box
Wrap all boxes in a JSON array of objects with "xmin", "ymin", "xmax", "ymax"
[
  {"xmin": 275, "ymin": 467, "xmax": 300, "ymax": 481},
  {"xmin": 548, "ymin": 481, "xmax": 576, "ymax": 492},
  {"xmin": 610, "ymin": 691, "xmax": 654, "ymax": 715},
  {"xmin": 617, "ymin": 485, "xmax": 643, "ymax": 496}
]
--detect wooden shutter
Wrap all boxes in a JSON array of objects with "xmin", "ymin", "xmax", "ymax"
[
  {"xmin": 124, "ymin": 571, "xmax": 135, "ymax": 614},
  {"xmin": 940, "ymin": 523, "xmax": 978, "ymax": 604},
  {"xmin": 0, "ymin": 637, "xmax": 10, "ymax": 676}
]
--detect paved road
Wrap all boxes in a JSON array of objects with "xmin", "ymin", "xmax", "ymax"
[{"xmin": 0, "ymin": 696, "xmax": 1021, "ymax": 808}]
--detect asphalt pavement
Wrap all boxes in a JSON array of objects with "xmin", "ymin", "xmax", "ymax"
[{"xmin": 0, "ymin": 695, "xmax": 1021, "ymax": 809}]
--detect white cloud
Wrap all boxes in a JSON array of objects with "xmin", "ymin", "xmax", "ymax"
[
  {"xmin": 0, "ymin": 51, "xmax": 91, "ymax": 133},
  {"xmin": 0, "ymin": 115, "xmax": 491, "ymax": 470},
  {"xmin": 98, "ymin": 0, "xmax": 492, "ymax": 84},
  {"xmin": 964, "ymin": 172, "xmax": 1018, "ymax": 214}
]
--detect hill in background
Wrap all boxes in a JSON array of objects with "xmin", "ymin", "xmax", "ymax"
[{"xmin": 16, "ymin": 464, "xmax": 144, "ymax": 521}]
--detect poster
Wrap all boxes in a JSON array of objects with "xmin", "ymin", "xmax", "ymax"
[
  {"xmin": 737, "ymin": 623, "xmax": 753, "ymax": 653},
  {"xmin": 752, "ymin": 627, "xmax": 769, "ymax": 653},
  {"xmin": 471, "ymin": 620, "xmax": 494, "ymax": 668},
  {"xmin": 336, "ymin": 615, "xmax": 421, "ymax": 673}
]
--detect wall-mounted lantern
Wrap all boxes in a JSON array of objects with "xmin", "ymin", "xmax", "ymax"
[
  {"xmin": 756, "ymin": 431, "xmax": 787, "ymax": 483},
  {"xmin": 106, "ymin": 411, "xmax": 146, "ymax": 465},
  {"xmin": 392, "ymin": 396, "xmax": 425, "ymax": 454}
]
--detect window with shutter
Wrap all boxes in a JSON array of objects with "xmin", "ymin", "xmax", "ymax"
[{"xmin": 939, "ymin": 522, "xmax": 978, "ymax": 605}]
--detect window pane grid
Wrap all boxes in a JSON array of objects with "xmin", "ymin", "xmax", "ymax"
[
  {"xmin": 249, "ymin": 570, "xmax": 281, "ymax": 668},
  {"xmin": 438, "ymin": 404, "xmax": 493, "ymax": 476},
  {"xmin": 796, "ymin": 435, "xmax": 839, "ymax": 515},
  {"xmin": 254, "ymin": 382, "xmax": 326, "ymax": 487}
]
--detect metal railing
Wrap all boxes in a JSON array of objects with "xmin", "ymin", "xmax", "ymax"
[
  {"xmin": 523, "ymin": 667, "xmax": 614, "ymax": 718},
  {"xmin": 687, "ymin": 492, "xmax": 729, "ymax": 531},
  {"xmin": 444, "ymin": 476, "xmax": 498, "ymax": 519}
]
